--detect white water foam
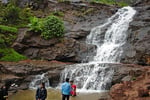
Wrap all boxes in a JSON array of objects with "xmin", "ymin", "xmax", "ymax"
[{"xmin": 29, "ymin": 73, "xmax": 50, "ymax": 89}]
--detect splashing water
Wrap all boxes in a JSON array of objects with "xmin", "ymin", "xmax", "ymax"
[
  {"xmin": 29, "ymin": 73, "xmax": 50, "ymax": 89},
  {"xmin": 60, "ymin": 7, "xmax": 136, "ymax": 92}
]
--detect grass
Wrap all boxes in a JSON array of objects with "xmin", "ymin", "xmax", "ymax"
[
  {"xmin": 0, "ymin": 48, "xmax": 27, "ymax": 62},
  {"xmin": 0, "ymin": 25, "xmax": 18, "ymax": 33},
  {"xmin": 51, "ymin": 11, "xmax": 64, "ymax": 17}
]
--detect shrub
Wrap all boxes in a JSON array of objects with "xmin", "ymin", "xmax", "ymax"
[
  {"xmin": 41, "ymin": 15, "xmax": 65, "ymax": 39},
  {"xmin": 0, "ymin": 48, "xmax": 27, "ymax": 62},
  {"xmin": 0, "ymin": 25, "xmax": 17, "ymax": 46},
  {"xmin": 3, "ymin": 5, "xmax": 20, "ymax": 24},
  {"xmin": 0, "ymin": 1, "xmax": 33, "ymax": 27},
  {"xmin": 19, "ymin": 8, "xmax": 33, "ymax": 26},
  {"xmin": 0, "ymin": 25, "xmax": 18, "ymax": 33},
  {"xmin": 28, "ymin": 17, "xmax": 42, "ymax": 32},
  {"xmin": 0, "ymin": 35, "xmax": 5, "ymax": 47},
  {"xmin": 5, "ymin": 34, "xmax": 17, "ymax": 46}
]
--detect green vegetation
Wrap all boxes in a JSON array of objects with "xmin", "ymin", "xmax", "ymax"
[
  {"xmin": 0, "ymin": 3, "xmax": 33, "ymax": 27},
  {"xmin": 28, "ymin": 17, "xmax": 42, "ymax": 32},
  {"xmin": 90, "ymin": 0, "xmax": 128, "ymax": 7},
  {"xmin": 19, "ymin": 8, "xmax": 33, "ymax": 25},
  {"xmin": 3, "ymin": 5, "xmax": 20, "ymax": 24},
  {"xmin": 116, "ymin": 1, "xmax": 128, "ymax": 7},
  {"xmin": 0, "ymin": 25, "xmax": 17, "ymax": 47},
  {"xmin": 28, "ymin": 15, "xmax": 65, "ymax": 39},
  {"xmin": 41, "ymin": 15, "xmax": 65, "ymax": 39},
  {"xmin": 0, "ymin": 48, "xmax": 27, "ymax": 62},
  {"xmin": 51, "ymin": 11, "xmax": 64, "ymax": 17},
  {"xmin": 0, "ymin": 33, "xmax": 16, "ymax": 47},
  {"xmin": 0, "ymin": 25, "xmax": 18, "ymax": 33},
  {"xmin": 0, "ymin": 35, "xmax": 5, "ymax": 46},
  {"xmin": 0, "ymin": 1, "xmax": 65, "ymax": 62}
]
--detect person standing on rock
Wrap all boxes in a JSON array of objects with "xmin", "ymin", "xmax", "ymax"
[
  {"xmin": 61, "ymin": 78, "xmax": 71, "ymax": 100},
  {"xmin": 36, "ymin": 82, "xmax": 47, "ymax": 100}
]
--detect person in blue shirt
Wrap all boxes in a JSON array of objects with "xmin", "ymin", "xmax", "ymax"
[{"xmin": 61, "ymin": 78, "xmax": 71, "ymax": 100}]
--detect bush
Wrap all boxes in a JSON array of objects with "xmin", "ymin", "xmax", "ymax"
[
  {"xmin": 0, "ymin": 34, "xmax": 6, "ymax": 48},
  {"xmin": 0, "ymin": 25, "xmax": 17, "ymax": 46},
  {"xmin": 28, "ymin": 17, "xmax": 42, "ymax": 32},
  {"xmin": 0, "ymin": 48, "xmax": 27, "ymax": 62},
  {"xmin": 0, "ymin": 25, "xmax": 18, "ymax": 33},
  {"xmin": 3, "ymin": 5, "xmax": 20, "ymax": 24},
  {"xmin": 0, "ymin": 35, "xmax": 5, "ymax": 45},
  {"xmin": 0, "ymin": 1, "xmax": 33, "ymax": 27},
  {"xmin": 18, "ymin": 8, "xmax": 33, "ymax": 26},
  {"xmin": 41, "ymin": 15, "xmax": 64, "ymax": 39}
]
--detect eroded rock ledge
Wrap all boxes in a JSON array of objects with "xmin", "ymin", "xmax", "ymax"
[{"xmin": 0, "ymin": 60, "xmax": 70, "ymax": 93}]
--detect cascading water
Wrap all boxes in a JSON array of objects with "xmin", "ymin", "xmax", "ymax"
[
  {"xmin": 29, "ymin": 73, "xmax": 50, "ymax": 89},
  {"xmin": 60, "ymin": 7, "xmax": 136, "ymax": 92}
]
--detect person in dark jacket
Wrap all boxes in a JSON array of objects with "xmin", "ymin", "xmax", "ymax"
[
  {"xmin": 0, "ymin": 85, "xmax": 8, "ymax": 100},
  {"xmin": 36, "ymin": 82, "xmax": 47, "ymax": 100}
]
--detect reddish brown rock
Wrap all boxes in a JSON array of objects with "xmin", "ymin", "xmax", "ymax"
[{"xmin": 110, "ymin": 67, "xmax": 150, "ymax": 100}]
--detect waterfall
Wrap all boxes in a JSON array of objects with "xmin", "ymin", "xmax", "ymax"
[
  {"xmin": 29, "ymin": 73, "xmax": 50, "ymax": 89},
  {"xmin": 87, "ymin": 6, "xmax": 136, "ymax": 63},
  {"xmin": 60, "ymin": 6, "xmax": 136, "ymax": 92}
]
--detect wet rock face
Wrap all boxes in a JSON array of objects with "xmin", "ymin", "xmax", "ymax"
[{"xmin": 121, "ymin": 1, "xmax": 150, "ymax": 65}]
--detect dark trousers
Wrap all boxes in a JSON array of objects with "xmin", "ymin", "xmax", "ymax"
[{"xmin": 62, "ymin": 94, "xmax": 70, "ymax": 100}]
